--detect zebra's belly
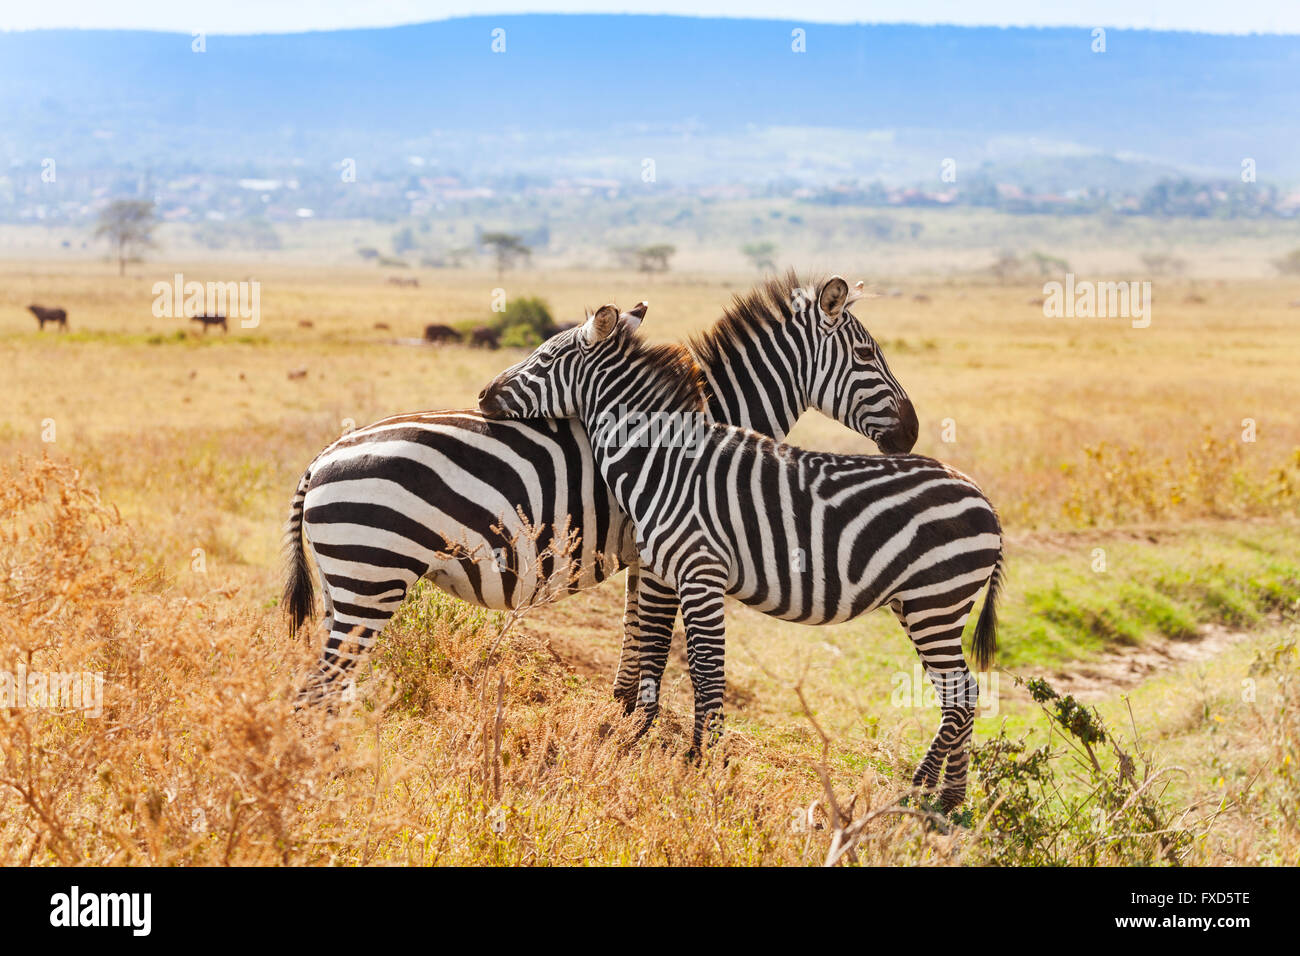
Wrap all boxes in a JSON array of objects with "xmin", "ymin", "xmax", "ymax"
[{"xmin": 302, "ymin": 411, "xmax": 634, "ymax": 611}]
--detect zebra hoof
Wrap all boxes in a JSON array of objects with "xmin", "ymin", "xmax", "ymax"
[{"xmin": 911, "ymin": 765, "xmax": 941, "ymax": 790}]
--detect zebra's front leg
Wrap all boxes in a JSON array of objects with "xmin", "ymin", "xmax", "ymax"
[{"xmin": 677, "ymin": 571, "xmax": 728, "ymax": 751}]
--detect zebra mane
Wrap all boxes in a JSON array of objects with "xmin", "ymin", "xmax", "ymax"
[
  {"xmin": 687, "ymin": 269, "xmax": 809, "ymax": 369},
  {"xmin": 615, "ymin": 333, "xmax": 708, "ymax": 414}
]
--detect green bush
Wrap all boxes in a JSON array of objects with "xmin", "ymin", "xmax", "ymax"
[
  {"xmin": 500, "ymin": 323, "xmax": 542, "ymax": 349},
  {"xmin": 969, "ymin": 676, "xmax": 1195, "ymax": 865},
  {"xmin": 490, "ymin": 296, "xmax": 554, "ymax": 337}
]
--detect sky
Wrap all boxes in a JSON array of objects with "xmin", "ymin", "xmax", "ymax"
[{"xmin": 1, "ymin": 0, "xmax": 1298, "ymax": 35}]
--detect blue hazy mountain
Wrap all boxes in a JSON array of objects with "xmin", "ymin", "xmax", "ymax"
[{"xmin": 2, "ymin": 15, "xmax": 1297, "ymax": 183}]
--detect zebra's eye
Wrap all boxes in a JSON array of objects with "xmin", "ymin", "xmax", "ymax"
[
  {"xmin": 536, "ymin": 351, "xmax": 555, "ymax": 366},
  {"xmin": 854, "ymin": 344, "xmax": 876, "ymax": 363}
]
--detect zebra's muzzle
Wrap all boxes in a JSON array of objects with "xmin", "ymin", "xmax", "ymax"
[
  {"xmin": 478, "ymin": 385, "xmax": 510, "ymax": 419},
  {"xmin": 877, "ymin": 397, "xmax": 919, "ymax": 454}
]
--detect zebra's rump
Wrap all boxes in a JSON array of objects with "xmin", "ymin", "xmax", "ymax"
[{"xmin": 301, "ymin": 410, "xmax": 633, "ymax": 610}]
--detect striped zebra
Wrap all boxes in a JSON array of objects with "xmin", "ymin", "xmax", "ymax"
[
  {"xmin": 477, "ymin": 288, "xmax": 1003, "ymax": 811},
  {"xmin": 284, "ymin": 273, "xmax": 918, "ymax": 707}
]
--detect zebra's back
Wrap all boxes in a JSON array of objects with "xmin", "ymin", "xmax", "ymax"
[
  {"xmin": 302, "ymin": 409, "xmax": 633, "ymax": 612},
  {"xmin": 675, "ymin": 432, "xmax": 1001, "ymax": 625}
]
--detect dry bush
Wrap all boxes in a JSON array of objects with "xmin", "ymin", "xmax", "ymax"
[{"xmin": 1060, "ymin": 431, "xmax": 1300, "ymax": 527}]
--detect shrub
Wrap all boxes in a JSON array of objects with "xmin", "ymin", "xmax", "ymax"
[
  {"xmin": 969, "ymin": 676, "xmax": 1196, "ymax": 865},
  {"xmin": 500, "ymin": 323, "xmax": 542, "ymax": 350},
  {"xmin": 490, "ymin": 296, "xmax": 554, "ymax": 338}
]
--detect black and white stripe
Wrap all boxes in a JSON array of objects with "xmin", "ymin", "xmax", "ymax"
[
  {"xmin": 479, "ymin": 286, "xmax": 1001, "ymax": 811},
  {"xmin": 286, "ymin": 274, "xmax": 918, "ymax": 708}
]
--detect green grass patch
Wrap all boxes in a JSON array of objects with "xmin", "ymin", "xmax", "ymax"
[{"xmin": 995, "ymin": 525, "xmax": 1300, "ymax": 669}]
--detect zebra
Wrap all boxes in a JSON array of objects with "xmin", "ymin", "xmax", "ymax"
[
  {"xmin": 477, "ymin": 289, "xmax": 1003, "ymax": 812},
  {"xmin": 285, "ymin": 273, "xmax": 919, "ymax": 710}
]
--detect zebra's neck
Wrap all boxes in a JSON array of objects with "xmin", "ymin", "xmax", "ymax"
[
  {"xmin": 581, "ymin": 353, "xmax": 711, "ymax": 541},
  {"xmin": 687, "ymin": 303, "xmax": 810, "ymax": 442}
]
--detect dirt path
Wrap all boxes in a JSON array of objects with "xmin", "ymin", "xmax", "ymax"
[{"xmin": 1035, "ymin": 623, "xmax": 1257, "ymax": 701}]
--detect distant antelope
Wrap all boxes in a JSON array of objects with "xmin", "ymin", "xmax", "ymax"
[
  {"xmin": 423, "ymin": 323, "xmax": 461, "ymax": 344},
  {"xmin": 190, "ymin": 314, "xmax": 228, "ymax": 334},
  {"xmin": 29, "ymin": 305, "xmax": 68, "ymax": 331},
  {"xmin": 470, "ymin": 326, "xmax": 500, "ymax": 349},
  {"xmin": 387, "ymin": 277, "xmax": 419, "ymax": 288}
]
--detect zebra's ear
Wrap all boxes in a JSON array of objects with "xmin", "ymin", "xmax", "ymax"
[
  {"xmin": 621, "ymin": 300, "xmax": 648, "ymax": 333},
  {"xmin": 584, "ymin": 303, "xmax": 621, "ymax": 343},
  {"xmin": 818, "ymin": 276, "xmax": 850, "ymax": 324}
]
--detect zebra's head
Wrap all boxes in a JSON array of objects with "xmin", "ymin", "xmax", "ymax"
[
  {"xmin": 478, "ymin": 301, "xmax": 655, "ymax": 420},
  {"xmin": 802, "ymin": 276, "xmax": 918, "ymax": 454}
]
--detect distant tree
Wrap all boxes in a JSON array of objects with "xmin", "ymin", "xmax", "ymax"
[
  {"xmin": 94, "ymin": 199, "xmax": 157, "ymax": 276},
  {"xmin": 636, "ymin": 244, "xmax": 675, "ymax": 274},
  {"xmin": 1274, "ymin": 248, "xmax": 1300, "ymax": 276},
  {"xmin": 447, "ymin": 246, "xmax": 474, "ymax": 268},
  {"xmin": 356, "ymin": 247, "xmax": 380, "ymax": 260},
  {"xmin": 481, "ymin": 232, "xmax": 531, "ymax": 279},
  {"xmin": 741, "ymin": 241, "xmax": 778, "ymax": 273}
]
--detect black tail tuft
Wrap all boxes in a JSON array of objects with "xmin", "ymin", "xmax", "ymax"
[
  {"xmin": 283, "ymin": 467, "xmax": 316, "ymax": 635},
  {"xmin": 971, "ymin": 550, "xmax": 1002, "ymax": 673}
]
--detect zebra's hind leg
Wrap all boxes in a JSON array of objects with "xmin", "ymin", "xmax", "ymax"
[
  {"xmin": 613, "ymin": 563, "xmax": 643, "ymax": 713},
  {"xmin": 893, "ymin": 596, "xmax": 980, "ymax": 813},
  {"xmin": 676, "ymin": 569, "xmax": 729, "ymax": 752},
  {"xmin": 296, "ymin": 577, "xmax": 409, "ymax": 709},
  {"xmin": 297, "ymin": 621, "xmax": 383, "ymax": 709},
  {"xmin": 622, "ymin": 570, "xmax": 680, "ymax": 729}
]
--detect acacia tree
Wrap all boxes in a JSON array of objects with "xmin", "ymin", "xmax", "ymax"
[
  {"xmin": 95, "ymin": 200, "xmax": 158, "ymax": 276},
  {"xmin": 481, "ymin": 232, "xmax": 531, "ymax": 280},
  {"xmin": 636, "ymin": 244, "xmax": 675, "ymax": 274}
]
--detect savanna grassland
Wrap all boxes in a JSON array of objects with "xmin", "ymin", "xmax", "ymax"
[{"xmin": 1, "ymin": 254, "xmax": 1298, "ymax": 865}]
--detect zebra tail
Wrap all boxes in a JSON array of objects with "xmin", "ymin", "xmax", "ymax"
[
  {"xmin": 283, "ymin": 465, "xmax": 316, "ymax": 634},
  {"xmin": 971, "ymin": 548, "xmax": 1003, "ymax": 673}
]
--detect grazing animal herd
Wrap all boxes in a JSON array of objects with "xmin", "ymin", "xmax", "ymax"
[{"xmin": 284, "ymin": 272, "xmax": 1003, "ymax": 813}]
